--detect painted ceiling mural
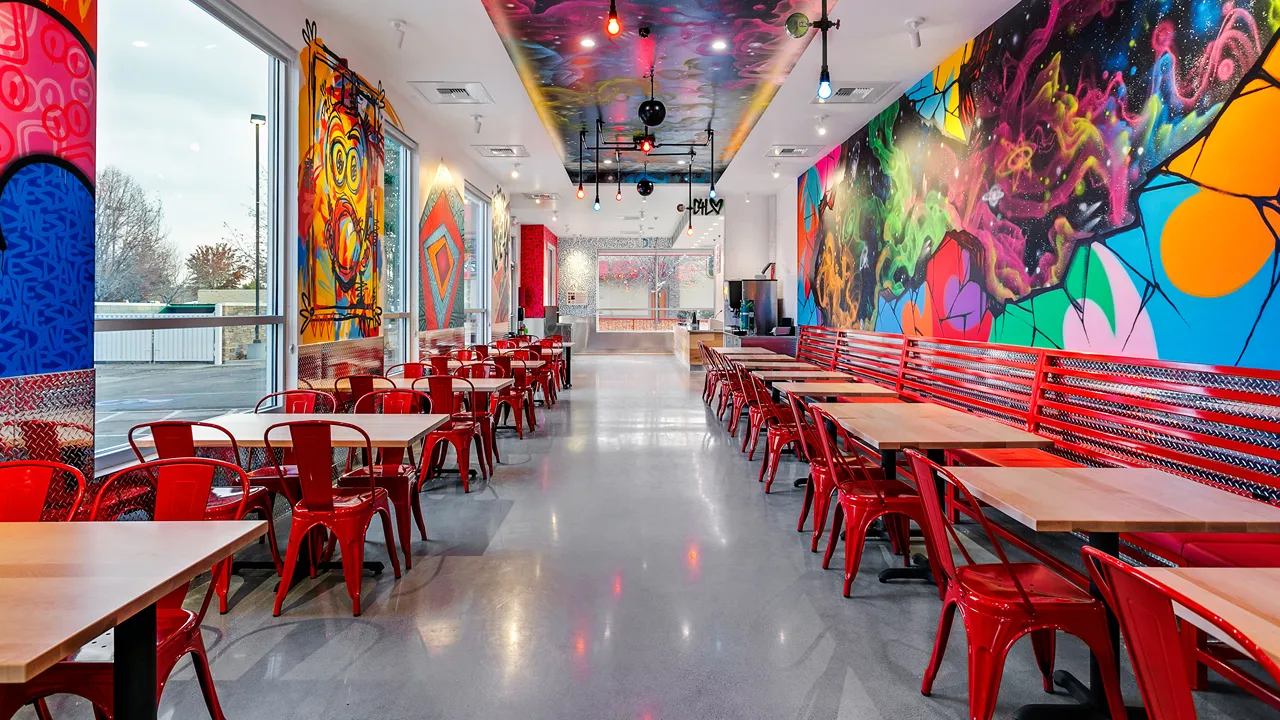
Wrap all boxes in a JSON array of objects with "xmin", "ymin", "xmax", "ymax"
[
  {"xmin": 481, "ymin": 0, "xmax": 826, "ymax": 185},
  {"xmin": 798, "ymin": 0, "xmax": 1280, "ymax": 370}
]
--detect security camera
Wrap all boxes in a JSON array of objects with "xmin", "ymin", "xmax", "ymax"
[{"xmin": 638, "ymin": 26, "xmax": 651, "ymax": 38}]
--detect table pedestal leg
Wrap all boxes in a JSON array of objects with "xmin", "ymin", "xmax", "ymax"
[
  {"xmin": 877, "ymin": 448, "xmax": 938, "ymax": 585},
  {"xmin": 563, "ymin": 347, "xmax": 572, "ymax": 388},
  {"xmin": 115, "ymin": 602, "xmax": 157, "ymax": 720},
  {"xmin": 1012, "ymin": 531, "xmax": 1145, "ymax": 720}
]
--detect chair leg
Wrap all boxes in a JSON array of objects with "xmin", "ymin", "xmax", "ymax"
[
  {"xmin": 1077, "ymin": 619, "xmax": 1130, "ymax": 720},
  {"xmin": 411, "ymin": 483, "xmax": 428, "ymax": 541},
  {"xmin": 1182, "ymin": 624, "xmax": 1209, "ymax": 690},
  {"xmin": 747, "ymin": 419, "xmax": 763, "ymax": 459},
  {"xmin": 842, "ymin": 506, "xmax": 880, "ymax": 598},
  {"xmin": 822, "ymin": 503, "xmax": 844, "ymax": 569},
  {"xmin": 188, "ymin": 642, "xmax": 229, "ymax": 720},
  {"xmin": 454, "ymin": 437, "xmax": 471, "ymax": 493},
  {"xmin": 273, "ymin": 518, "xmax": 316, "ymax": 617},
  {"xmin": 387, "ymin": 481, "xmax": 413, "ymax": 570},
  {"xmin": 375, "ymin": 505, "xmax": 403, "ymax": 580},
  {"xmin": 337, "ymin": 525, "xmax": 369, "ymax": 617},
  {"xmin": 798, "ymin": 476, "xmax": 814, "ymax": 531},
  {"xmin": 1030, "ymin": 629, "xmax": 1057, "ymax": 693},
  {"xmin": 920, "ymin": 598, "xmax": 958, "ymax": 696},
  {"xmin": 763, "ymin": 434, "xmax": 789, "ymax": 494},
  {"xmin": 811, "ymin": 487, "xmax": 832, "ymax": 552},
  {"xmin": 963, "ymin": 612, "xmax": 1024, "ymax": 720},
  {"xmin": 473, "ymin": 432, "xmax": 489, "ymax": 479}
]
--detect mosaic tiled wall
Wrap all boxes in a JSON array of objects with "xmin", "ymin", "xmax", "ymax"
[
  {"xmin": 557, "ymin": 235, "xmax": 675, "ymax": 318},
  {"xmin": 797, "ymin": 0, "xmax": 1280, "ymax": 370}
]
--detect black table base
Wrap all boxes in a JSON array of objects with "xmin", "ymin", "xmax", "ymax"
[{"xmin": 115, "ymin": 602, "xmax": 157, "ymax": 719}]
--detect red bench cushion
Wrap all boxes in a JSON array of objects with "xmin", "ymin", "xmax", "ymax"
[
  {"xmin": 948, "ymin": 448, "xmax": 1081, "ymax": 468},
  {"xmin": 1134, "ymin": 532, "xmax": 1280, "ymax": 557},
  {"xmin": 1182, "ymin": 540, "xmax": 1280, "ymax": 568}
]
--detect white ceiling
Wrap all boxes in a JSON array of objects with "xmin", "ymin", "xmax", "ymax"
[{"xmin": 300, "ymin": 0, "xmax": 1019, "ymax": 237}]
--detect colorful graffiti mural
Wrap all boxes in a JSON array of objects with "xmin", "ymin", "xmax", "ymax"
[
  {"xmin": 0, "ymin": 0, "xmax": 96, "ymax": 377},
  {"xmin": 298, "ymin": 21, "xmax": 400, "ymax": 345},
  {"xmin": 480, "ymin": 0, "xmax": 827, "ymax": 184},
  {"xmin": 419, "ymin": 162, "xmax": 465, "ymax": 332},
  {"xmin": 798, "ymin": 0, "xmax": 1280, "ymax": 369},
  {"xmin": 491, "ymin": 186, "xmax": 512, "ymax": 333}
]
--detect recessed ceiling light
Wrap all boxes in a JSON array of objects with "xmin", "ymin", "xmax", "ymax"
[
  {"xmin": 711, "ymin": 39, "xmax": 727, "ymax": 51},
  {"xmin": 603, "ymin": 158, "xmax": 612, "ymax": 165},
  {"xmin": 677, "ymin": 159, "xmax": 686, "ymax": 165},
  {"xmin": 580, "ymin": 37, "xmax": 596, "ymax": 48},
  {"xmin": 132, "ymin": 40, "xmax": 149, "ymax": 47}
]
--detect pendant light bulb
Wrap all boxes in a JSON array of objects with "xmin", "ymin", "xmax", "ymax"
[
  {"xmin": 593, "ymin": 197, "xmax": 601, "ymax": 211},
  {"xmin": 709, "ymin": 186, "xmax": 717, "ymax": 200},
  {"xmin": 606, "ymin": 0, "xmax": 621, "ymax": 36},
  {"xmin": 616, "ymin": 190, "xmax": 623, "ymax": 202},
  {"xmin": 817, "ymin": 67, "xmax": 833, "ymax": 100},
  {"xmin": 577, "ymin": 184, "xmax": 586, "ymax": 200},
  {"xmin": 686, "ymin": 223, "xmax": 694, "ymax": 236}
]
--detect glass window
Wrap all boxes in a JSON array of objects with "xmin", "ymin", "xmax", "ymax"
[
  {"xmin": 463, "ymin": 189, "xmax": 490, "ymax": 344},
  {"xmin": 382, "ymin": 134, "xmax": 413, "ymax": 367},
  {"xmin": 94, "ymin": 0, "xmax": 285, "ymax": 457},
  {"xmin": 597, "ymin": 251, "xmax": 714, "ymax": 332}
]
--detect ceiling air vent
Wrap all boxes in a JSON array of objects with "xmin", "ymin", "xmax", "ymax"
[
  {"xmin": 410, "ymin": 81, "xmax": 495, "ymax": 105},
  {"xmin": 766, "ymin": 145, "xmax": 824, "ymax": 158},
  {"xmin": 813, "ymin": 81, "xmax": 898, "ymax": 105},
  {"xmin": 473, "ymin": 145, "xmax": 530, "ymax": 158},
  {"xmin": 523, "ymin": 193, "xmax": 560, "ymax": 203}
]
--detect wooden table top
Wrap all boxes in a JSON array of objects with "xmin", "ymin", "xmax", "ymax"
[
  {"xmin": 305, "ymin": 377, "xmax": 513, "ymax": 393},
  {"xmin": 948, "ymin": 466, "xmax": 1280, "ymax": 533},
  {"xmin": 454, "ymin": 359, "xmax": 544, "ymax": 370},
  {"xmin": 774, "ymin": 382, "xmax": 898, "ymax": 398},
  {"xmin": 493, "ymin": 347, "xmax": 563, "ymax": 357},
  {"xmin": 133, "ymin": 413, "xmax": 448, "ymax": 449},
  {"xmin": 812, "ymin": 401, "xmax": 1053, "ymax": 452},
  {"xmin": 732, "ymin": 360, "xmax": 820, "ymax": 370},
  {"xmin": 1141, "ymin": 568, "xmax": 1280, "ymax": 667},
  {"xmin": 0, "ymin": 521, "xmax": 266, "ymax": 683},
  {"xmin": 714, "ymin": 347, "xmax": 778, "ymax": 355},
  {"xmin": 754, "ymin": 370, "xmax": 851, "ymax": 382}
]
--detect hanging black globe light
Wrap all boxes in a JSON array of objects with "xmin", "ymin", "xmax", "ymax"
[
  {"xmin": 636, "ymin": 179, "xmax": 655, "ymax": 196},
  {"xmin": 638, "ymin": 98, "xmax": 666, "ymax": 127}
]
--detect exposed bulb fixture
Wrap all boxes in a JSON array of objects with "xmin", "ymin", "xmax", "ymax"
[
  {"xmin": 552, "ymin": 211, "xmax": 559, "ymax": 221},
  {"xmin": 816, "ymin": 115, "xmax": 828, "ymax": 136},
  {"xmin": 616, "ymin": 189, "xmax": 623, "ymax": 201},
  {"xmin": 389, "ymin": 19, "xmax": 407, "ymax": 50},
  {"xmin": 594, "ymin": 198, "xmax": 601, "ymax": 211},
  {"xmin": 603, "ymin": 158, "xmax": 613, "ymax": 165},
  {"xmin": 817, "ymin": 67, "xmax": 833, "ymax": 100},
  {"xmin": 606, "ymin": 0, "xmax": 622, "ymax": 37},
  {"xmin": 709, "ymin": 187, "xmax": 717, "ymax": 199},
  {"xmin": 745, "ymin": 193, "xmax": 752, "ymax": 203},
  {"xmin": 535, "ymin": 196, "xmax": 542, "ymax": 204},
  {"xmin": 772, "ymin": 163, "xmax": 781, "ymax": 179},
  {"xmin": 472, "ymin": 115, "xmax": 483, "ymax": 135},
  {"xmin": 907, "ymin": 18, "xmax": 923, "ymax": 49},
  {"xmin": 686, "ymin": 223, "xmax": 694, "ymax": 236},
  {"xmin": 511, "ymin": 163, "xmax": 521, "ymax": 179},
  {"xmin": 711, "ymin": 39, "xmax": 728, "ymax": 51},
  {"xmin": 576, "ymin": 184, "xmax": 586, "ymax": 199}
]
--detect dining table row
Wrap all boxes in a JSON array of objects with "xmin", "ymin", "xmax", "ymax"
[
  {"xmin": 698, "ymin": 340, "xmax": 1280, "ymax": 720},
  {"xmin": 0, "ymin": 336, "xmax": 573, "ymax": 720}
]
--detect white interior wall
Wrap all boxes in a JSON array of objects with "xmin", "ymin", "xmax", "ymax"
[
  {"xmin": 722, "ymin": 194, "xmax": 773, "ymax": 281},
  {"xmin": 775, "ymin": 182, "xmax": 799, "ymax": 322}
]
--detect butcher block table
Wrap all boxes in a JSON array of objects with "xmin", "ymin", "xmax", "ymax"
[
  {"xmin": 133, "ymin": 412, "xmax": 448, "ymax": 449},
  {"xmin": 1140, "ymin": 567, "xmax": 1280, "ymax": 667},
  {"xmin": 731, "ymin": 360, "xmax": 820, "ymax": 370},
  {"xmin": 948, "ymin": 466, "xmax": 1280, "ymax": 719},
  {"xmin": 714, "ymin": 347, "xmax": 779, "ymax": 355},
  {"xmin": 303, "ymin": 377, "xmax": 513, "ymax": 394},
  {"xmin": 754, "ymin": 370, "xmax": 850, "ymax": 383},
  {"xmin": 773, "ymin": 382, "xmax": 898, "ymax": 400},
  {"xmin": 0, "ymin": 521, "xmax": 266, "ymax": 719}
]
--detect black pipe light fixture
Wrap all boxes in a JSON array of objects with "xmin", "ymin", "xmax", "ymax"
[
  {"xmin": 786, "ymin": 0, "xmax": 840, "ymax": 101},
  {"xmin": 593, "ymin": 121, "xmax": 602, "ymax": 211},
  {"xmin": 685, "ymin": 149, "xmax": 695, "ymax": 236},
  {"xmin": 606, "ymin": 0, "xmax": 622, "ymax": 37},
  {"xmin": 576, "ymin": 128, "xmax": 587, "ymax": 199},
  {"xmin": 707, "ymin": 126, "xmax": 717, "ymax": 199}
]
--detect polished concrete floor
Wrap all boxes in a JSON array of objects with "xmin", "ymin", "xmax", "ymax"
[{"xmin": 37, "ymin": 356, "xmax": 1273, "ymax": 719}]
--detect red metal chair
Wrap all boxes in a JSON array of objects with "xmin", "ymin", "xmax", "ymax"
[
  {"xmin": 342, "ymin": 389, "xmax": 432, "ymax": 569},
  {"xmin": 512, "ymin": 348, "xmax": 556, "ymax": 407},
  {"xmin": 413, "ymin": 375, "xmax": 488, "ymax": 493},
  {"xmin": 787, "ymin": 392, "xmax": 838, "ymax": 551},
  {"xmin": 0, "ymin": 459, "xmax": 85, "ymax": 522},
  {"xmin": 746, "ymin": 374, "xmax": 803, "ymax": 492},
  {"xmin": 492, "ymin": 339, "xmax": 516, "ymax": 350},
  {"xmin": 811, "ymin": 406, "xmax": 934, "ymax": 597},
  {"xmin": 699, "ymin": 344, "xmax": 725, "ymax": 405},
  {"xmin": 457, "ymin": 361, "xmax": 504, "ymax": 469},
  {"xmin": 428, "ymin": 354, "xmax": 452, "ymax": 375},
  {"xmin": 128, "ymin": 421, "xmax": 280, "ymax": 614},
  {"xmin": 266, "ymin": 420, "xmax": 401, "ymax": 616},
  {"xmin": 491, "ymin": 357, "xmax": 538, "ymax": 438},
  {"xmin": 904, "ymin": 450, "xmax": 1127, "ymax": 720},
  {"xmin": 248, "ymin": 390, "xmax": 338, "ymax": 507},
  {"xmin": 1084, "ymin": 547, "xmax": 1280, "ymax": 719},
  {"xmin": 450, "ymin": 348, "xmax": 480, "ymax": 362},
  {"xmin": 0, "ymin": 458, "xmax": 250, "ymax": 720},
  {"xmin": 335, "ymin": 375, "xmax": 386, "ymax": 413},
  {"xmin": 386, "ymin": 362, "xmax": 431, "ymax": 379},
  {"xmin": 472, "ymin": 344, "xmax": 490, "ymax": 359}
]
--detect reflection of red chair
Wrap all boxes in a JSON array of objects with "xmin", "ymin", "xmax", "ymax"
[
  {"xmin": 450, "ymin": 348, "xmax": 480, "ymax": 362},
  {"xmin": 266, "ymin": 420, "xmax": 401, "ymax": 616},
  {"xmin": 0, "ymin": 420, "xmax": 92, "ymax": 518},
  {"xmin": 0, "ymin": 458, "xmax": 249, "ymax": 720},
  {"xmin": 428, "ymin": 355, "xmax": 451, "ymax": 375},
  {"xmin": 812, "ymin": 407, "xmax": 934, "ymax": 598},
  {"xmin": 129, "ymin": 421, "xmax": 280, "ymax": 614},
  {"xmin": 905, "ymin": 450, "xmax": 1127, "ymax": 720},
  {"xmin": 0, "ymin": 460, "xmax": 86, "ymax": 522},
  {"xmin": 1084, "ymin": 547, "xmax": 1280, "ymax": 719},
  {"xmin": 414, "ymin": 376, "xmax": 487, "ymax": 493},
  {"xmin": 472, "ymin": 344, "xmax": 490, "ymax": 359},
  {"xmin": 387, "ymin": 363, "xmax": 430, "ymax": 379},
  {"xmin": 342, "ymin": 389, "xmax": 431, "ymax": 569}
]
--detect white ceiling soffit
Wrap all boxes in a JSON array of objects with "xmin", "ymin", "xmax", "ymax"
[
  {"xmin": 715, "ymin": 0, "xmax": 1020, "ymax": 194},
  {"xmin": 410, "ymin": 81, "xmax": 495, "ymax": 105}
]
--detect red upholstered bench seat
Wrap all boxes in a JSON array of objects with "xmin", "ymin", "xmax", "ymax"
[
  {"xmin": 1132, "ymin": 532, "xmax": 1280, "ymax": 557},
  {"xmin": 1182, "ymin": 540, "xmax": 1280, "ymax": 567},
  {"xmin": 947, "ymin": 448, "xmax": 1081, "ymax": 468}
]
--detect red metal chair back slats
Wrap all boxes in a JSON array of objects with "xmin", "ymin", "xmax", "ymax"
[
  {"xmin": 1084, "ymin": 547, "xmax": 1280, "ymax": 720},
  {"xmin": 1035, "ymin": 351, "xmax": 1280, "ymax": 501},
  {"xmin": 797, "ymin": 326, "xmax": 841, "ymax": 368},
  {"xmin": 428, "ymin": 355, "xmax": 451, "ymax": 375},
  {"xmin": 353, "ymin": 389, "xmax": 430, "ymax": 468},
  {"xmin": 833, "ymin": 330, "xmax": 907, "ymax": 387},
  {"xmin": 472, "ymin": 344, "xmax": 490, "ymax": 359},
  {"xmin": 0, "ymin": 460, "xmax": 86, "ymax": 521},
  {"xmin": 255, "ymin": 389, "xmax": 338, "ymax": 414},
  {"xmin": 417, "ymin": 375, "xmax": 462, "ymax": 414},
  {"xmin": 899, "ymin": 337, "xmax": 1042, "ymax": 429},
  {"xmin": 387, "ymin": 363, "xmax": 430, "ymax": 380},
  {"xmin": 266, "ymin": 420, "xmax": 376, "ymax": 514},
  {"xmin": 450, "ymin": 349, "xmax": 480, "ymax": 361},
  {"xmin": 336, "ymin": 375, "xmax": 384, "ymax": 412}
]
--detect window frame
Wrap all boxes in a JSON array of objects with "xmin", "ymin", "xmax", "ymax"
[
  {"xmin": 92, "ymin": 0, "xmax": 293, "ymax": 467},
  {"xmin": 463, "ymin": 183, "xmax": 492, "ymax": 346},
  {"xmin": 595, "ymin": 249, "xmax": 716, "ymax": 333},
  {"xmin": 382, "ymin": 124, "xmax": 418, "ymax": 367}
]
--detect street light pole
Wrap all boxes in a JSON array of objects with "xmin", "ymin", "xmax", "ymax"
[{"xmin": 250, "ymin": 113, "xmax": 266, "ymax": 343}]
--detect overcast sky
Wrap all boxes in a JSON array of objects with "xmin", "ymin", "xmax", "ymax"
[{"xmin": 99, "ymin": 0, "xmax": 272, "ymax": 263}]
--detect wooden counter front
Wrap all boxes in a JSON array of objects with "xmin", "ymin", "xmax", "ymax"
[{"xmin": 674, "ymin": 326, "xmax": 722, "ymax": 368}]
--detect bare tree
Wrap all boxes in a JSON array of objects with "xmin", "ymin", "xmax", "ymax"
[
  {"xmin": 185, "ymin": 243, "xmax": 249, "ymax": 290},
  {"xmin": 94, "ymin": 166, "xmax": 181, "ymax": 302}
]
